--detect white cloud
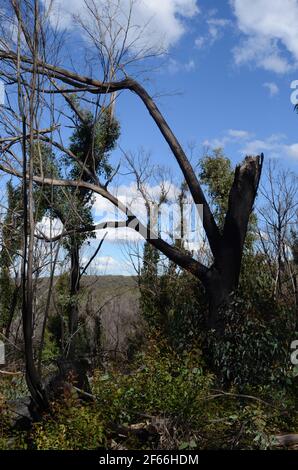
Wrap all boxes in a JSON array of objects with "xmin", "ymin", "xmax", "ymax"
[
  {"xmin": 241, "ymin": 134, "xmax": 298, "ymax": 160},
  {"xmin": 42, "ymin": 0, "xmax": 200, "ymax": 51},
  {"xmin": 204, "ymin": 129, "xmax": 298, "ymax": 160},
  {"xmin": 263, "ymin": 82, "xmax": 279, "ymax": 97},
  {"xmin": 168, "ymin": 58, "xmax": 196, "ymax": 74},
  {"xmin": 227, "ymin": 129, "xmax": 251, "ymax": 139},
  {"xmin": 207, "ymin": 18, "xmax": 230, "ymax": 41},
  {"xmin": 203, "ymin": 128, "xmax": 252, "ymax": 148},
  {"xmin": 231, "ymin": 0, "xmax": 298, "ymax": 73},
  {"xmin": 81, "ymin": 254, "xmax": 121, "ymax": 272},
  {"xmin": 241, "ymin": 135, "xmax": 283, "ymax": 157},
  {"xmin": 195, "ymin": 14, "xmax": 230, "ymax": 49},
  {"xmin": 80, "ymin": 251, "xmax": 133, "ymax": 275},
  {"xmin": 284, "ymin": 143, "xmax": 298, "ymax": 159},
  {"xmin": 185, "ymin": 59, "xmax": 196, "ymax": 71},
  {"xmin": 94, "ymin": 180, "xmax": 178, "ymax": 218},
  {"xmin": 195, "ymin": 36, "xmax": 205, "ymax": 49},
  {"xmin": 233, "ymin": 37, "xmax": 292, "ymax": 74},
  {"xmin": 203, "ymin": 137, "xmax": 228, "ymax": 148}
]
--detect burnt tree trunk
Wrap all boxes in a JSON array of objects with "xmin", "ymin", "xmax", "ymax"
[{"xmin": 203, "ymin": 155, "xmax": 263, "ymax": 331}]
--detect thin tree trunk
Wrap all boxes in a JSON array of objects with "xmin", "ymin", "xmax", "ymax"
[
  {"xmin": 16, "ymin": 0, "xmax": 48, "ymax": 411},
  {"xmin": 5, "ymin": 278, "xmax": 20, "ymax": 340},
  {"xmin": 68, "ymin": 236, "xmax": 80, "ymax": 357}
]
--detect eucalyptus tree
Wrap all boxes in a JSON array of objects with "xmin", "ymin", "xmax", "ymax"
[{"xmin": 56, "ymin": 104, "xmax": 120, "ymax": 356}]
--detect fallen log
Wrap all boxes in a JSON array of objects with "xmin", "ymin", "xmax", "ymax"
[
  {"xmin": 0, "ymin": 370, "xmax": 23, "ymax": 376},
  {"xmin": 274, "ymin": 434, "xmax": 298, "ymax": 448}
]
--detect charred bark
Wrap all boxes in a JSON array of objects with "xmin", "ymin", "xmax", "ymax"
[{"xmin": 203, "ymin": 155, "xmax": 264, "ymax": 330}]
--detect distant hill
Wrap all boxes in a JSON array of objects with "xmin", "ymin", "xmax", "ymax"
[{"xmin": 34, "ymin": 275, "xmax": 142, "ymax": 360}]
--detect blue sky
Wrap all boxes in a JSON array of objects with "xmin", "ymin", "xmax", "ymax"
[
  {"xmin": 2, "ymin": 0, "xmax": 298, "ymax": 275},
  {"xmin": 114, "ymin": 0, "xmax": 298, "ymax": 174},
  {"xmin": 38, "ymin": 0, "xmax": 298, "ymax": 173},
  {"xmin": 92, "ymin": 0, "xmax": 298, "ymax": 274}
]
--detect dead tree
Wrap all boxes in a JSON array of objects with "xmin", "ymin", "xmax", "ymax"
[
  {"xmin": 0, "ymin": 1, "xmax": 263, "ymax": 338},
  {"xmin": 13, "ymin": 0, "xmax": 48, "ymax": 411},
  {"xmin": 258, "ymin": 161, "xmax": 298, "ymax": 309}
]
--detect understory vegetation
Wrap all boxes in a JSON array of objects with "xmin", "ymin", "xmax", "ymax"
[
  {"xmin": 1, "ymin": 237, "xmax": 297, "ymax": 450},
  {"xmin": 1, "ymin": 334, "xmax": 297, "ymax": 450}
]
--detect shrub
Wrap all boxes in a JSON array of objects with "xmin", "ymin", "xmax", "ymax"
[
  {"xmin": 210, "ymin": 295, "xmax": 295, "ymax": 388},
  {"xmin": 32, "ymin": 399, "xmax": 105, "ymax": 450}
]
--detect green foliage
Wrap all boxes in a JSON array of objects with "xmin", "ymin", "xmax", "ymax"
[
  {"xmin": 33, "ymin": 340, "xmax": 298, "ymax": 450},
  {"xmin": 0, "ymin": 181, "xmax": 22, "ymax": 329},
  {"xmin": 199, "ymin": 148, "xmax": 234, "ymax": 229},
  {"xmin": 0, "ymin": 393, "xmax": 11, "ymax": 450},
  {"xmin": 48, "ymin": 273, "xmax": 93, "ymax": 357},
  {"xmin": 140, "ymin": 246, "xmax": 294, "ymax": 392},
  {"xmin": 205, "ymin": 250, "xmax": 297, "ymax": 388},
  {"xmin": 0, "ymin": 339, "xmax": 297, "ymax": 450},
  {"xmin": 68, "ymin": 107, "xmax": 120, "ymax": 182},
  {"xmin": 199, "ymin": 148, "xmax": 257, "ymax": 249},
  {"xmin": 210, "ymin": 294, "xmax": 296, "ymax": 388},
  {"xmin": 0, "ymin": 270, "xmax": 15, "ymax": 329},
  {"xmin": 32, "ymin": 400, "xmax": 105, "ymax": 450},
  {"xmin": 140, "ymin": 242, "xmax": 160, "ymax": 328},
  {"xmin": 41, "ymin": 329, "xmax": 60, "ymax": 364},
  {"xmin": 0, "ymin": 181, "xmax": 23, "ymax": 266},
  {"xmin": 48, "ymin": 273, "xmax": 69, "ymax": 352},
  {"xmin": 140, "ymin": 244, "xmax": 206, "ymax": 350},
  {"xmin": 92, "ymin": 338, "xmax": 213, "ymax": 425},
  {"xmin": 59, "ymin": 106, "xmax": 120, "ymax": 249},
  {"xmin": 31, "ymin": 142, "xmax": 62, "ymax": 219},
  {"xmin": 239, "ymin": 253, "xmax": 273, "ymax": 300}
]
